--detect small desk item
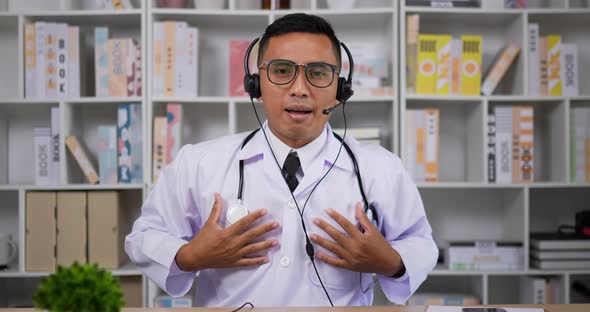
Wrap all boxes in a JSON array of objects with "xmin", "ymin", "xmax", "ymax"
[{"xmin": 427, "ymin": 306, "xmax": 544, "ymax": 312}]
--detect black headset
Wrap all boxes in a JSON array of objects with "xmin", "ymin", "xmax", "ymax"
[{"xmin": 243, "ymin": 37, "xmax": 355, "ymax": 104}]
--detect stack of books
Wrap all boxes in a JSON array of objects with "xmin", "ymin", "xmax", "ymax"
[
  {"xmin": 332, "ymin": 127, "xmax": 381, "ymax": 145},
  {"xmin": 530, "ymin": 232, "xmax": 590, "ymax": 270},
  {"xmin": 447, "ymin": 241, "xmax": 524, "ymax": 271}
]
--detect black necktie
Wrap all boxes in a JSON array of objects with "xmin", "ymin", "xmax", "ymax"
[{"xmin": 282, "ymin": 151, "xmax": 301, "ymax": 192}]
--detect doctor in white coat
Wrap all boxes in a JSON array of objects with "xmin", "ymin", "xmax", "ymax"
[{"xmin": 125, "ymin": 13, "xmax": 438, "ymax": 307}]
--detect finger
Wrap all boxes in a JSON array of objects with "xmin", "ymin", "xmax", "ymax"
[
  {"xmin": 228, "ymin": 208, "xmax": 268, "ymax": 235},
  {"xmin": 355, "ymin": 202, "xmax": 375, "ymax": 234},
  {"xmin": 310, "ymin": 234, "xmax": 347, "ymax": 260},
  {"xmin": 315, "ymin": 252, "xmax": 352, "ymax": 270},
  {"xmin": 241, "ymin": 221, "xmax": 280, "ymax": 244},
  {"xmin": 239, "ymin": 239, "xmax": 279, "ymax": 257},
  {"xmin": 208, "ymin": 193, "xmax": 223, "ymax": 225},
  {"xmin": 229, "ymin": 257, "xmax": 270, "ymax": 267},
  {"xmin": 326, "ymin": 208, "xmax": 362, "ymax": 239},
  {"xmin": 313, "ymin": 217, "xmax": 351, "ymax": 248}
]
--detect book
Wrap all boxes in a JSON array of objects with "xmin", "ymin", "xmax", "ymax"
[
  {"xmin": 34, "ymin": 127, "xmax": 51, "ymax": 186},
  {"xmin": 108, "ymin": 38, "xmax": 130, "ymax": 97},
  {"xmin": 481, "ymin": 43, "xmax": 521, "ymax": 96},
  {"xmin": 166, "ymin": 104, "xmax": 183, "ymax": 164},
  {"xmin": 505, "ymin": 0, "xmax": 527, "ymax": 8},
  {"xmin": 55, "ymin": 23, "xmax": 68, "ymax": 98},
  {"xmin": 495, "ymin": 106, "xmax": 513, "ymax": 183},
  {"xmin": 184, "ymin": 27, "xmax": 198, "ymax": 97},
  {"xmin": 519, "ymin": 277, "xmax": 546, "ymax": 304},
  {"xmin": 98, "ymin": 125, "xmax": 118, "ymax": 184},
  {"xmin": 24, "ymin": 23, "xmax": 37, "ymax": 98},
  {"xmin": 67, "ymin": 26, "xmax": 81, "ymax": 98},
  {"xmin": 407, "ymin": 292, "xmax": 480, "ymax": 305},
  {"xmin": 527, "ymin": 24, "xmax": 540, "ymax": 96},
  {"xmin": 65, "ymin": 136, "xmax": 99, "ymax": 184},
  {"xmin": 538, "ymin": 36, "xmax": 548, "ymax": 96},
  {"xmin": 487, "ymin": 108, "xmax": 496, "ymax": 182},
  {"xmin": 153, "ymin": 22, "xmax": 164, "ymax": 96},
  {"xmin": 531, "ymin": 249, "xmax": 590, "ymax": 260},
  {"xmin": 406, "ymin": 14, "xmax": 419, "ymax": 94},
  {"xmin": 45, "ymin": 23, "xmax": 58, "ymax": 98},
  {"xmin": 163, "ymin": 21, "xmax": 177, "ymax": 97},
  {"xmin": 50, "ymin": 106, "xmax": 60, "ymax": 185},
  {"xmin": 513, "ymin": 106, "xmax": 534, "ymax": 183},
  {"xmin": 405, "ymin": 109, "xmax": 439, "ymax": 182},
  {"xmin": 435, "ymin": 35, "xmax": 452, "ymax": 95},
  {"xmin": 35, "ymin": 22, "xmax": 47, "ymax": 98},
  {"xmin": 416, "ymin": 34, "xmax": 438, "ymax": 95},
  {"xmin": 560, "ymin": 43, "xmax": 578, "ymax": 96},
  {"xmin": 447, "ymin": 241, "xmax": 524, "ymax": 271},
  {"xmin": 229, "ymin": 40, "xmax": 251, "ymax": 97},
  {"xmin": 460, "ymin": 35, "xmax": 482, "ymax": 96},
  {"xmin": 117, "ymin": 103, "xmax": 142, "ymax": 184},
  {"xmin": 530, "ymin": 232, "xmax": 590, "ymax": 250},
  {"xmin": 94, "ymin": 27, "xmax": 109, "ymax": 97},
  {"xmin": 570, "ymin": 107, "xmax": 590, "ymax": 182},
  {"xmin": 450, "ymin": 39, "xmax": 461, "ymax": 95},
  {"xmin": 406, "ymin": 0, "xmax": 481, "ymax": 7},
  {"xmin": 152, "ymin": 116, "xmax": 167, "ymax": 183},
  {"xmin": 174, "ymin": 22, "xmax": 186, "ymax": 97},
  {"xmin": 531, "ymin": 258, "xmax": 590, "ymax": 270},
  {"xmin": 547, "ymin": 35, "xmax": 562, "ymax": 96}
]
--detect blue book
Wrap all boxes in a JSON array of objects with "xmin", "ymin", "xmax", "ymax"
[
  {"xmin": 117, "ymin": 103, "xmax": 142, "ymax": 183},
  {"xmin": 98, "ymin": 125, "xmax": 117, "ymax": 184}
]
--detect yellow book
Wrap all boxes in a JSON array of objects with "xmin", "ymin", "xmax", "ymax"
[
  {"xmin": 547, "ymin": 35, "xmax": 562, "ymax": 96},
  {"xmin": 460, "ymin": 35, "xmax": 482, "ymax": 96},
  {"xmin": 436, "ymin": 35, "xmax": 452, "ymax": 95},
  {"xmin": 416, "ymin": 34, "xmax": 438, "ymax": 95}
]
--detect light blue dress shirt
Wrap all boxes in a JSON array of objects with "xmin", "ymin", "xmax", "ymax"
[{"xmin": 125, "ymin": 121, "xmax": 438, "ymax": 307}]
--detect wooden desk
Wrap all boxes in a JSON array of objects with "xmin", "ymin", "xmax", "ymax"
[{"xmin": 2, "ymin": 304, "xmax": 589, "ymax": 312}]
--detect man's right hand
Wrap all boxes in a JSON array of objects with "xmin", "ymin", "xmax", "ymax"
[{"xmin": 175, "ymin": 192, "xmax": 280, "ymax": 271}]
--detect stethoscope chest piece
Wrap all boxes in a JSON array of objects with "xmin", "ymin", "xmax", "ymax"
[{"xmin": 227, "ymin": 200, "xmax": 249, "ymax": 224}]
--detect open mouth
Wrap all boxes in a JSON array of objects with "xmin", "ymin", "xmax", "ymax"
[{"xmin": 285, "ymin": 108, "xmax": 312, "ymax": 114}]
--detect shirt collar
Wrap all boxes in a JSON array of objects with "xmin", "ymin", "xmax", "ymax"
[{"xmin": 237, "ymin": 121, "xmax": 354, "ymax": 172}]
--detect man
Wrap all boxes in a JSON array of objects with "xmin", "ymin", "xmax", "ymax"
[{"xmin": 125, "ymin": 13, "xmax": 437, "ymax": 307}]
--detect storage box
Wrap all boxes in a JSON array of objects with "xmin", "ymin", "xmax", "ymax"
[
  {"xmin": 120, "ymin": 275, "xmax": 143, "ymax": 307},
  {"xmin": 56, "ymin": 192, "xmax": 87, "ymax": 267},
  {"xmin": 26, "ymin": 192, "xmax": 56, "ymax": 272},
  {"xmin": 87, "ymin": 191, "xmax": 125, "ymax": 268}
]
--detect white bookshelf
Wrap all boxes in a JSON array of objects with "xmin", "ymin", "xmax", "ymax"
[
  {"xmin": 400, "ymin": 0, "xmax": 590, "ymax": 305},
  {"xmin": 0, "ymin": 0, "xmax": 588, "ymax": 308}
]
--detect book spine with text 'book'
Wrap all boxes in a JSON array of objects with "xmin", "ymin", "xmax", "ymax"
[
  {"xmin": 495, "ymin": 106, "xmax": 512, "ymax": 183},
  {"xmin": 561, "ymin": 43, "xmax": 578, "ymax": 96},
  {"xmin": 34, "ymin": 128, "xmax": 52, "ymax": 186},
  {"xmin": 51, "ymin": 107, "xmax": 60, "ymax": 185}
]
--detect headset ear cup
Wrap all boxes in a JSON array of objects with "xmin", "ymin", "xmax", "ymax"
[
  {"xmin": 336, "ymin": 77, "xmax": 346, "ymax": 101},
  {"xmin": 252, "ymin": 73, "xmax": 261, "ymax": 98}
]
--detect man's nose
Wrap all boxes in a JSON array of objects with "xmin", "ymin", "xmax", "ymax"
[{"xmin": 289, "ymin": 66, "xmax": 310, "ymax": 97}]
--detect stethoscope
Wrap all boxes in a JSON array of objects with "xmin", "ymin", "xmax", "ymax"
[{"xmin": 226, "ymin": 128, "xmax": 378, "ymax": 229}]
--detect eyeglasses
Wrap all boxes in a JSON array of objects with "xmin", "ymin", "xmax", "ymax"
[{"xmin": 258, "ymin": 59, "xmax": 339, "ymax": 88}]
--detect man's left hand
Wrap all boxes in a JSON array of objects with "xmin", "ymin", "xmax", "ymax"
[{"xmin": 310, "ymin": 203, "xmax": 405, "ymax": 277}]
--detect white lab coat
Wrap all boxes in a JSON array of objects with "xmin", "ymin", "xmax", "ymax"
[{"xmin": 125, "ymin": 123, "xmax": 438, "ymax": 307}]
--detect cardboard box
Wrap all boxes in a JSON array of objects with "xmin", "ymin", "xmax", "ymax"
[
  {"xmin": 56, "ymin": 192, "xmax": 87, "ymax": 267},
  {"xmin": 26, "ymin": 192, "xmax": 56, "ymax": 272},
  {"xmin": 120, "ymin": 276, "xmax": 143, "ymax": 307},
  {"xmin": 87, "ymin": 191, "xmax": 125, "ymax": 269}
]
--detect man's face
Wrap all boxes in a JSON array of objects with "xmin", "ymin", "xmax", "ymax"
[{"xmin": 258, "ymin": 32, "xmax": 340, "ymax": 148}]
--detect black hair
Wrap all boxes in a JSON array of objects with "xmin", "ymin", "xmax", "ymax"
[{"xmin": 257, "ymin": 13, "xmax": 341, "ymax": 67}]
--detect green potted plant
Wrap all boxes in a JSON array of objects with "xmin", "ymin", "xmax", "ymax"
[{"xmin": 33, "ymin": 262, "xmax": 124, "ymax": 312}]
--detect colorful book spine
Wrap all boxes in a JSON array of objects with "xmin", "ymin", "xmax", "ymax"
[
  {"xmin": 126, "ymin": 40, "xmax": 136, "ymax": 97},
  {"xmin": 34, "ymin": 127, "xmax": 52, "ymax": 186},
  {"xmin": 24, "ymin": 23, "xmax": 37, "ymax": 98},
  {"xmin": 539, "ymin": 36, "xmax": 548, "ymax": 96},
  {"xmin": 163, "ymin": 21, "xmax": 176, "ymax": 97},
  {"xmin": 67, "ymin": 26, "xmax": 80, "ymax": 98},
  {"xmin": 117, "ymin": 103, "xmax": 142, "ymax": 183},
  {"xmin": 435, "ymin": 34, "xmax": 452, "ymax": 95},
  {"xmin": 560, "ymin": 43, "xmax": 578, "ymax": 97},
  {"xmin": 405, "ymin": 109, "xmax": 439, "ymax": 182},
  {"xmin": 56, "ymin": 23, "xmax": 68, "ymax": 98},
  {"xmin": 229, "ymin": 40, "xmax": 251, "ymax": 96},
  {"xmin": 416, "ymin": 34, "xmax": 438, "ymax": 95},
  {"xmin": 35, "ymin": 22, "xmax": 47, "ymax": 98},
  {"xmin": 406, "ymin": 14, "xmax": 419, "ymax": 94},
  {"xmin": 547, "ymin": 35, "xmax": 562, "ymax": 96},
  {"xmin": 108, "ymin": 38, "xmax": 129, "ymax": 97},
  {"xmin": 495, "ymin": 106, "xmax": 513, "ymax": 183},
  {"xmin": 516, "ymin": 106, "xmax": 534, "ymax": 183},
  {"xmin": 527, "ymin": 24, "xmax": 540, "ymax": 96},
  {"xmin": 65, "ymin": 136, "xmax": 99, "ymax": 184},
  {"xmin": 185, "ymin": 27, "xmax": 198, "ymax": 97},
  {"xmin": 481, "ymin": 43, "xmax": 521, "ymax": 96},
  {"xmin": 152, "ymin": 116, "xmax": 167, "ymax": 183},
  {"xmin": 98, "ymin": 125, "xmax": 118, "ymax": 184},
  {"xmin": 460, "ymin": 35, "xmax": 482, "ymax": 96},
  {"xmin": 153, "ymin": 22, "xmax": 164, "ymax": 96},
  {"xmin": 45, "ymin": 23, "xmax": 58, "ymax": 98},
  {"xmin": 51, "ymin": 107, "xmax": 60, "ymax": 185},
  {"xmin": 166, "ymin": 103, "xmax": 183, "ymax": 164},
  {"xmin": 424, "ymin": 109, "xmax": 439, "ymax": 182},
  {"xmin": 133, "ymin": 42, "xmax": 142, "ymax": 96},
  {"xmin": 450, "ymin": 39, "xmax": 462, "ymax": 95},
  {"xmin": 94, "ymin": 27, "xmax": 109, "ymax": 97},
  {"xmin": 488, "ymin": 108, "xmax": 496, "ymax": 182}
]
